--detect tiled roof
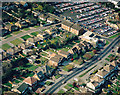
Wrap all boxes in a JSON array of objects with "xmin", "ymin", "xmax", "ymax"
[
  {"xmin": 17, "ymin": 83, "xmax": 29, "ymax": 93},
  {"xmin": 62, "ymin": 20, "xmax": 73, "ymax": 27},
  {"xmin": 23, "ymin": 77, "xmax": 37, "ymax": 85},
  {"xmin": 58, "ymin": 50, "xmax": 69, "ymax": 55}
]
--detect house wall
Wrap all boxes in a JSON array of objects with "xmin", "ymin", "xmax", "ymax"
[
  {"xmin": 61, "ymin": 24, "xmax": 70, "ymax": 31},
  {"xmin": 70, "ymin": 28, "xmax": 79, "ymax": 35},
  {"xmin": 58, "ymin": 53, "xmax": 67, "ymax": 58}
]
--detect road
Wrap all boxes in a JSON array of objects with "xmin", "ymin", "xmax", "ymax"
[{"xmin": 45, "ymin": 36, "xmax": 120, "ymax": 94}]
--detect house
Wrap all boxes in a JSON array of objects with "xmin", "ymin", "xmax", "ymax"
[
  {"xmin": 103, "ymin": 64, "xmax": 115, "ymax": 72},
  {"xmin": 110, "ymin": 60, "xmax": 118, "ymax": 67},
  {"xmin": 34, "ymin": 36, "xmax": 40, "ymax": 42},
  {"xmin": 18, "ymin": 43, "xmax": 26, "ymax": 49},
  {"xmin": 95, "ymin": 69, "xmax": 109, "ymax": 78},
  {"xmin": 13, "ymin": 46, "xmax": 21, "ymax": 54},
  {"xmin": 15, "ymin": 20, "xmax": 28, "ymax": 28},
  {"xmin": 38, "ymin": 13, "xmax": 49, "ymax": 21},
  {"xmin": 12, "ymin": 83, "xmax": 29, "ymax": 95},
  {"xmin": 2, "ymin": 51, "xmax": 7, "ymax": 59},
  {"xmin": 61, "ymin": 20, "xmax": 73, "ymax": 31},
  {"xmin": 4, "ymin": 24, "xmax": 19, "ymax": 32},
  {"xmin": 6, "ymin": 48, "xmax": 14, "ymax": 55},
  {"xmin": 45, "ymin": 28, "xmax": 58, "ymax": 35},
  {"xmin": 37, "ymin": 31, "xmax": 50, "ymax": 40},
  {"xmin": 87, "ymin": 81, "xmax": 99, "ymax": 90},
  {"xmin": 22, "ymin": 49, "xmax": 33, "ymax": 55},
  {"xmin": 26, "ymin": 38, "xmax": 34, "ymax": 44},
  {"xmin": 23, "ymin": 77, "xmax": 37, "ymax": 87},
  {"xmin": 70, "ymin": 24, "xmax": 84, "ymax": 35},
  {"xmin": 26, "ymin": 18, "xmax": 37, "ymax": 26},
  {"xmin": 58, "ymin": 50, "xmax": 71, "ymax": 59},
  {"xmin": 33, "ymin": 71, "xmax": 45, "ymax": 81},
  {"xmin": 49, "ymin": 54, "xmax": 65, "ymax": 67},
  {"xmin": 47, "ymin": 16, "xmax": 55, "ymax": 23}
]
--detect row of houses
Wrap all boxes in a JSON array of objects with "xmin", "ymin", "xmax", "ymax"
[
  {"xmin": 61, "ymin": 20, "xmax": 85, "ymax": 35},
  {"xmin": 87, "ymin": 59, "xmax": 120, "ymax": 93}
]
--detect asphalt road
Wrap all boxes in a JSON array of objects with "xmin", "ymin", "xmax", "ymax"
[{"xmin": 45, "ymin": 36, "xmax": 120, "ymax": 94}]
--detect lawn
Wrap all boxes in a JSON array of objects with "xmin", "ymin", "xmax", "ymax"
[
  {"xmin": 13, "ymin": 79, "xmax": 21, "ymax": 83},
  {"xmin": 105, "ymin": 58, "xmax": 110, "ymax": 61},
  {"xmin": 39, "ymin": 57, "xmax": 48, "ymax": 65},
  {"xmin": 67, "ymin": 83, "xmax": 73, "ymax": 88},
  {"xmin": 45, "ymin": 81, "xmax": 52, "ymax": 86},
  {"xmin": 3, "ymin": 82, "xmax": 12, "ymax": 88},
  {"xmin": 46, "ymin": 49, "xmax": 58, "ymax": 54},
  {"xmin": 10, "ymin": 38, "xmax": 23, "ymax": 46},
  {"xmin": 40, "ymin": 52, "xmax": 48, "ymax": 57},
  {"xmin": 73, "ymin": 59, "xmax": 83, "ymax": 65},
  {"xmin": 2, "ymin": 43, "xmax": 11, "ymax": 51},
  {"xmin": 23, "ymin": 28, "xmax": 30, "ymax": 31},
  {"xmin": 106, "ymin": 40, "xmax": 109, "ymax": 45},
  {"xmin": 58, "ymin": 90, "xmax": 65, "ymax": 93},
  {"xmin": 63, "ymin": 64, "xmax": 74, "ymax": 72},
  {"xmin": 4, "ymin": 34, "xmax": 12, "ymax": 39},
  {"xmin": 79, "ymin": 65, "xmax": 97, "ymax": 77},
  {"xmin": 12, "ymin": 31, "xmax": 22, "ymax": 35},
  {"xmin": 21, "ymin": 35, "xmax": 31, "ymax": 41},
  {"xmin": 42, "ymin": 29, "xmax": 46, "ymax": 31},
  {"xmin": 55, "ymin": 74, "xmax": 61, "ymax": 79},
  {"xmin": 109, "ymin": 33, "xmax": 120, "ymax": 39},
  {"xmin": 23, "ymin": 63, "xmax": 38, "ymax": 71},
  {"xmin": 64, "ymin": 85, "xmax": 70, "ymax": 90},
  {"xmin": 31, "ymin": 31, "xmax": 40, "ymax": 36},
  {"xmin": 108, "ymin": 54, "xmax": 115, "ymax": 58},
  {"xmin": 34, "ymin": 25, "xmax": 40, "ymax": 28}
]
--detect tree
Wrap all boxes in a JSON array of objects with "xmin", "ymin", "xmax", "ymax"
[
  {"xmin": 37, "ymin": 5, "xmax": 43, "ymax": 12},
  {"xmin": 73, "ymin": 53, "xmax": 79, "ymax": 60}
]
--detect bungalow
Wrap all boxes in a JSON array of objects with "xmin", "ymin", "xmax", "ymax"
[
  {"xmin": 23, "ymin": 77, "xmax": 38, "ymax": 88},
  {"xmin": 12, "ymin": 83, "xmax": 29, "ymax": 95},
  {"xmin": 95, "ymin": 69, "xmax": 109, "ymax": 79},
  {"xmin": 15, "ymin": 20, "xmax": 29, "ymax": 28},
  {"xmin": 4, "ymin": 24, "xmax": 19, "ymax": 32},
  {"xmin": 33, "ymin": 71, "xmax": 45, "ymax": 81},
  {"xmin": 58, "ymin": 50, "xmax": 71, "ymax": 59},
  {"xmin": 49, "ymin": 54, "xmax": 65, "ymax": 67},
  {"xmin": 70, "ymin": 24, "xmax": 84, "ymax": 35},
  {"xmin": 47, "ymin": 16, "xmax": 55, "ymax": 23},
  {"xmin": 61, "ymin": 20, "xmax": 73, "ymax": 32}
]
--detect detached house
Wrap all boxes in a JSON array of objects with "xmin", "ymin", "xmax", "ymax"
[
  {"xmin": 33, "ymin": 71, "xmax": 45, "ymax": 81},
  {"xmin": 103, "ymin": 64, "xmax": 115, "ymax": 73},
  {"xmin": 26, "ymin": 18, "xmax": 37, "ymax": 26},
  {"xmin": 87, "ymin": 81, "xmax": 99, "ymax": 90},
  {"xmin": 70, "ymin": 24, "xmax": 84, "ymax": 35},
  {"xmin": 39, "ymin": 13, "xmax": 49, "ymax": 21},
  {"xmin": 49, "ymin": 54, "xmax": 65, "ymax": 67},
  {"xmin": 58, "ymin": 50, "xmax": 71, "ymax": 59},
  {"xmin": 23, "ymin": 77, "xmax": 38, "ymax": 88}
]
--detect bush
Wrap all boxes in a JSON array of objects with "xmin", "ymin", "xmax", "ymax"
[
  {"xmin": 67, "ymin": 83, "xmax": 73, "ymax": 88},
  {"xmin": 74, "ymin": 87, "xmax": 79, "ymax": 91}
]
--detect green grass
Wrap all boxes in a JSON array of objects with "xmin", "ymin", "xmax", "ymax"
[
  {"xmin": 10, "ymin": 38, "xmax": 23, "ymax": 46},
  {"xmin": 21, "ymin": 35, "xmax": 31, "ymax": 41},
  {"xmin": 40, "ymin": 52, "xmax": 48, "ymax": 57},
  {"xmin": 2, "ymin": 43, "xmax": 11, "ymax": 51},
  {"xmin": 42, "ymin": 29, "xmax": 46, "ymax": 31},
  {"xmin": 23, "ymin": 28, "xmax": 30, "ymax": 31},
  {"xmin": 18, "ymin": 77, "xmax": 24, "ymax": 81},
  {"xmin": 106, "ymin": 40, "xmax": 109, "ymax": 45},
  {"xmin": 67, "ymin": 83, "xmax": 73, "ymax": 88},
  {"xmin": 58, "ymin": 90, "xmax": 65, "ymax": 93},
  {"xmin": 34, "ymin": 25, "xmax": 40, "ymax": 28},
  {"xmin": 23, "ymin": 63, "xmax": 38, "ymax": 71},
  {"xmin": 55, "ymin": 74, "xmax": 61, "ymax": 79},
  {"xmin": 105, "ymin": 58, "xmax": 110, "ymax": 61},
  {"xmin": 12, "ymin": 31, "xmax": 22, "ymax": 35},
  {"xmin": 45, "ymin": 81, "xmax": 52, "ymax": 86},
  {"xmin": 31, "ymin": 31, "xmax": 40, "ymax": 36},
  {"xmin": 109, "ymin": 33, "xmax": 120, "ymax": 39},
  {"xmin": 74, "ymin": 87, "xmax": 79, "ymax": 91},
  {"xmin": 79, "ymin": 65, "xmax": 97, "ymax": 77},
  {"xmin": 13, "ymin": 79, "xmax": 21, "ymax": 83},
  {"xmin": 4, "ymin": 34, "xmax": 12, "ymax": 39},
  {"xmin": 46, "ymin": 49, "xmax": 58, "ymax": 54},
  {"xmin": 64, "ymin": 85, "xmax": 70, "ymax": 90},
  {"xmin": 4, "ymin": 82, "xmax": 12, "ymax": 88},
  {"xmin": 108, "ymin": 54, "xmax": 114, "ymax": 58}
]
